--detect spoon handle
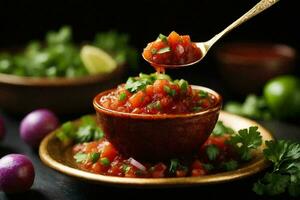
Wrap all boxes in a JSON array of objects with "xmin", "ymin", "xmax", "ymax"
[{"xmin": 205, "ymin": 0, "xmax": 280, "ymax": 49}]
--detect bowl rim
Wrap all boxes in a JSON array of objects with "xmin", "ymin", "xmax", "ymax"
[
  {"xmin": 216, "ymin": 42, "xmax": 297, "ymax": 62},
  {"xmin": 93, "ymin": 85, "xmax": 222, "ymax": 119},
  {"xmin": 0, "ymin": 64, "xmax": 124, "ymax": 87}
]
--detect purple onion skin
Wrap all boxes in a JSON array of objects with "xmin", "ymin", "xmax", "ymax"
[
  {"xmin": 0, "ymin": 117, "xmax": 5, "ymax": 141},
  {"xmin": 20, "ymin": 109, "xmax": 59, "ymax": 148},
  {"xmin": 0, "ymin": 154, "xmax": 35, "ymax": 193}
]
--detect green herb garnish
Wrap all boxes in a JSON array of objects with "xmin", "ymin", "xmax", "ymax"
[
  {"xmin": 228, "ymin": 126, "xmax": 262, "ymax": 161},
  {"xmin": 151, "ymin": 48, "xmax": 158, "ymax": 55},
  {"xmin": 199, "ymin": 90, "xmax": 208, "ymax": 98},
  {"xmin": 56, "ymin": 115, "xmax": 104, "ymax": 144},
  {"xmin": 100, "ymin": 157, "xmax": 111, "ymax": 166},
  {"xmin": 119, "ymin": 92, "xmax": 127, "ymax": 101},
  {"xmin": 192, "ymin": 106, "xmax": 202, "ymax": 112},
  {"xmin": 169, "ymin": 159, "xmax": 179, "ymax": 174},
  {"xmin": 90, "ymin": 153, "xmax": 100, "ymax": 163},
  {"xmin": 164, "ymin": 85, "xmax": 176, "ymax": 96},
  {"xmin": 212, "ymin": 121, "xmax": 235, "ymax": 137},
  {"xmin": 122, "ymin": 164, "xmax": 131, "ymax": 173},
  {"xmin": 74, "ymin": 153, "xmax": 88, "ymax": 163},
  {"xmin": 158, "ymin": 33, "xmax": 168, "ymax": 43},
  {"xmin": 206, "ymin": 145, "xmax": 220, "ymax": 161},
  {"xmin": 253, "ymin": 140, "xmax": 300, "ymax": 197},
  {"xmin": 147, "ymin": 101, "xmax": 161, "ymax": 110},
  {"xmin": 222, "ymin": 160, "xmax": 238, "ymax": 171},
  {"xmin": 178, "ymin": 79, "xmax": 188, "ymax": 92}
]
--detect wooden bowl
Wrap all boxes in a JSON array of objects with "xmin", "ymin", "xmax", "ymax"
[
  {"xmin": 215, "ymin": 42, "xmax": 296, "ymax": 95},
  {"xmin": 93, "ymin": 86, "xmax": 222, "ymax": 161},
  {"xmin": 0, "ymin": 65, "xmax": 125, "ymax": 115}
]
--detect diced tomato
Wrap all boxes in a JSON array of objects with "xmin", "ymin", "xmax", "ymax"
[
  {"xmin": 142, "ymin": 31, "xmax": 202, "ymax": 68},
  {"xmin": 153, "ymin": 79, "xmax": 169, "ymax": 94},
  {"xmin": 101, "ymin": 142, "xmax": 118, "ymax": 162},
  {"xmin": 191, "ymin": 160, "xmax": 207, "ymax": 176},
  {"xmin": 99, "ymin": 74, "xmax": 215, "ymax": 115},
  {"xmin": 129, "ymin": 90, "xmax": 146, "ymax": 108},
  {"xmin": 150, "ymin": 163, "xmax": 167, "ymax": 178},
  {"xmin": 84, "ymin": 141, "xmax": 99, "ymax": 152},
  {"xmin": 176, "ymin": 170, "xmax": 188, "ymax": 177}
]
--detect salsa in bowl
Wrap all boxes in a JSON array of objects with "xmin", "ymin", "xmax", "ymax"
[{"xmin": 93, "ymin": 73, "xmax": 222, "ymax": 161}]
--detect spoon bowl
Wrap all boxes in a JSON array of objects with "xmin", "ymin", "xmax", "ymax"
[{"xmin": 143, "ymin": 0, "xmax": 280, "ymax": 68}]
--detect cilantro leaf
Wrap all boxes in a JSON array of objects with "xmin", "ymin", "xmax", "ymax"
[
  {"xmin": 253, "ymin": 140, "xmax": 300, "ymax": 197},
  {"xmin": 125, "ymin": 73, "xmax": 174, "ymax": 93},
  {"xmin": 206, "ymin": 145, "xmax": 219, "ymax": 161},
  {"xmin": 90, "ymin": 152, "xmax": 100, "ymax": 163},
  {"xmin": 212, "ymin": 121, "xmax": 235, "ymax": 136},
  {"xmin": 56, "ymin": 116, "xmax": 104, "ymax": 144},
  {"xmin": 169, "ymin": 159, "xmax": 179, "ymax": 174},
  {"xmin": 74, "ymin": 152, "xmax": 88, "ymax": 163},
  {"xmin": 253, "ymin": 173, "xmax": 290, "ymax": 196},
  {"xmin": 228, "ymin": 126, "xmax": 262, "ymax": 161},
  {"xmin": 164, "ymin": 85, "xmax": 176, "ymax": 96},
  {"xmin": 158, "ymin": 33, "xmax": 168, "ymax": 43},
  {"xmin": 222, "ymin": 160, "xmax": 238, "ymax": 171}
]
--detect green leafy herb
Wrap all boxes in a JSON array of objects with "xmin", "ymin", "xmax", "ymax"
[
  {"xmin": 222, "ymin": 160, "xmax": 238, "ymax": 171},
  {"xmin": 206, "ymin": 145, "xmax": 220, "ymax": 161},
  {"xmin": 157, "ymin": 47, "xmax": 171, "ymax": 54},
  {"xmin": 125, "ymin": 77, "xmax": 152, "ymax": 93},
  {"xmin": 228, "ymin": 126, "xmax": 262, "ymax": 161},
  {"xmin": 253, "ymin": 140, "xmax": 300, "ymax": 197},
  {"xmin": 74, "ymin": 153, "xmax": 88, "ymax": 163},
  {"xmin": 93, "ymin": 30, "xmax": 138, "ymax": 69},
  {"xmin": 164, "ymin": 85, "xmax": 176, "ymax": 96},
  {"xmin": 75, "ymin": 125, "xmax": 104, "ymax": 143},
  {"xmin": 253, "ymin": 173, "xmax": 290, "ymax": 196},
  {"xmin": 122, "ymin": 164, "xmax": 131, "ymax": 173},
  {"xmin": 203, "ymin": 163, "xmax": 214, "ymax": 171},
  {"xmin": 192, "ymin": 106, "xmax": 202, "ymax": 112},
  {"xmin": 178, "ymin": 79, "xmax": 188, "ymax": 92},
  {"xmin": 199, "ymin": 90, "xmax": 208, "ymax": 98},
  {"xmin": 212, "ymin": 121, "xmax": 235, "ymax": 137},
  {"xmin": 151, "ymin": 48, "xmax": 158, "ymax": 55},
  {"xmin": 168, "ymin": 159, "xmax": 187, "ymax": 174},
  {"xmin": 225, "ymin": 94, "xmax": 272, "ymax": 120},
  {"xmin": 119, "ymin": 92, "xmax": 127, "ymax": 101},
  {"xmin": 147, "ymin": 101, "xmax": 161, "ymax": 110},
  {"xmin": 158, "ymin": 33, "xmax": 168, "ymax": 43},
  {"xmin": 100, "ymin": 157, "xmax": 111, "ymax": 166},
  {"xmin": 56, "ymin": 116, "xmax": 104, "ymax": 144},
  {"xmin": 56, "ymin": 121, "xmax": 76, "ymax": 143},
  {"xmin": 90, "ymin": 153, "xmax": 100, "ymax": 163},
  {"xmin": 169, "ymin": 159, "xmax": 179, "ymax": 174}
]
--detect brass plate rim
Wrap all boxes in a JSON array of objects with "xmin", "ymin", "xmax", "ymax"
[{"xmin": 39, "ymin": 111, "xmax": 274, "ymax": 187}]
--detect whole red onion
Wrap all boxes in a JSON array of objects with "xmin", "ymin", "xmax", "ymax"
[
  {"xmin": 0, "ymin": 154, "xmax": 35, "ymax": 193},
  {"xmin": 20, "ymin": 109, "xmax": 59, "ymax": 148}
]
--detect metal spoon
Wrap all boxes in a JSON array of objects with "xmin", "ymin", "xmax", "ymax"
[{"xmin": 143, "ymin": 0, "xmax": 280, "ymax": 68}]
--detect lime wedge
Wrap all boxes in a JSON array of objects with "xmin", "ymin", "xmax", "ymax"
[{"xmin": 80, "ymin": 45, "xmax": 117, "ymax": 74}]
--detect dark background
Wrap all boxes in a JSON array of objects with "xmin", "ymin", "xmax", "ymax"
[{"xmin": 1, "ymin": 0, "xmax": 299, "ymax": 99}]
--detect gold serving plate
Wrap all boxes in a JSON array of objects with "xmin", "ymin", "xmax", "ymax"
[{"xmin": 39, "ymin": 111, "xmax": 274, "ymax": 187}]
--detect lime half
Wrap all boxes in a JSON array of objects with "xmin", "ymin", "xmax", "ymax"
[{"xmin": 80, "ymin": 45, "xmax": 117, "ymax": 74}]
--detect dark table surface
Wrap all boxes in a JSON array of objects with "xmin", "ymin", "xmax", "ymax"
[{"xmin": 1, "ymin": 111, "xmax": 300, "ymax": 200}]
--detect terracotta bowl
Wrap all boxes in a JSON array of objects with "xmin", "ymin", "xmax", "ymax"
[
  {"xmin": 93, "ymin": 85, "xmax": 222, "ymax": 161},
  {"xmin": 215, "ymin": 42, "xmax": 296, "ymax": 95},
  {"xmin": 0, "ymin": 65, "xmax": 125, "ymax": 115}
]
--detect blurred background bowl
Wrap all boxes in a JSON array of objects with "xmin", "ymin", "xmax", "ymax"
[
  {"xmin": 0, "ymin": 65, "xmax": 125, "ymax": 116},
  {"xmin": 215, "ymin": 42, "xmax": 296, "ymax": 96}
]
